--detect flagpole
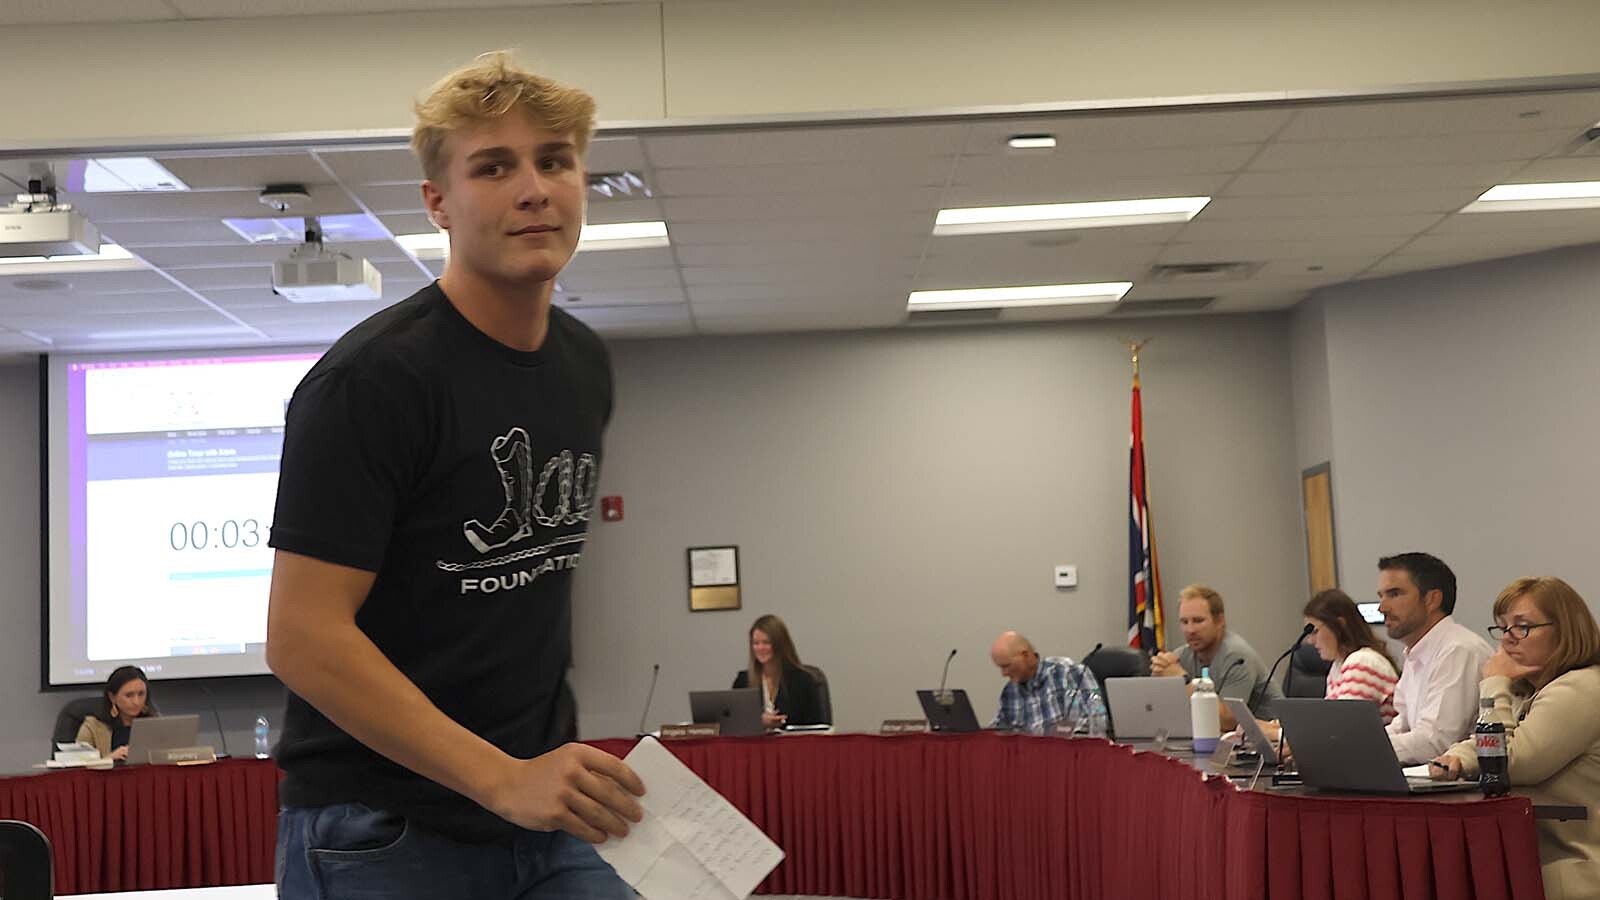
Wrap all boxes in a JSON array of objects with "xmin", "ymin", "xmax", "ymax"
[{"xmin": 1120, "ymin": 337, "xmax": 1166, "ymax": 653}]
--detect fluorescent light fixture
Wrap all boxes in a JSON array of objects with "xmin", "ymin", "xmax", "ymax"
[
  {"xmin": 933, "ymin": 197, "xmax": 1210, "ymax": 236},
  {"xmin": 0, "ymin": 244, "xmax": 139, "ymax": 274},
  {"xmin": 1007, "ymin": 134, "xmax": 1058, "ymax": 150},
  {"xmin": 65, "ymin": 157, "xmax": 190, "ymax": 193},
  {"xmin": 396, "ymin": 220, "xmax": 671, "ymax": 258},
  {"xmin": 579, "ymin": 220, "xmax": 669, "ymax": 251},
  {"xmin": 1461, "ymin": 181, "xmax": 1600, "ymax": 213},
  {"xmin": 395, "ymin": 231, "xmax": 449, "ymax": 256},
  {"xmin": 86, "ymin": 326, "xmax": 252, "ymax": 341},
  {"xmin": 907, "ymin": 282, "xmax": 1133, "ymax": 311}
]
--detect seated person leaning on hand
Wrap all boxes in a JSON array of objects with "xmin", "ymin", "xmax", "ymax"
[
  {"xmin": 732, "ymin": 614, "xmax": 827, "ymax": 729},
  {"xmin": 77, "ymin": 665, "xmax": 155, "ymax": 761},
  {"xmin": 1150, "ymin": 584, "xmax": 1282, "ymax": 731},
  {"xmin": 1431, "ymin": 577, "xmax": 1600, "ymax": 900}
]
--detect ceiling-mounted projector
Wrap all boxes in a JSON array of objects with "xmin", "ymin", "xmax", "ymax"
[
  {"xmin": 271, "ymin": 215, "xmax": 382, "ymax": 303},
  {"xmin": 1, "ymin": 182, "xmax": 101, "ymax": 257}
]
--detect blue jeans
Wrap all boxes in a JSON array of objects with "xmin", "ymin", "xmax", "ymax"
[{"xmin": 276, "ymin": 802, "xmax": 635, "ymax": 900}]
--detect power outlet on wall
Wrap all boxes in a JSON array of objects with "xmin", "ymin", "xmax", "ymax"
[{"xmin": 1054, "ymin": 565, "xmax": 1078, "ymax": 590}]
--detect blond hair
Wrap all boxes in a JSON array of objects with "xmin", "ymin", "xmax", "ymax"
[
  {"xmin": 411, "ymin": 51, "xmax": 597, "ymax": 182},
  {"xmin": 1179, "ymin": 584, "xmax": 1225, "ymax": 618},
  {"xmin": 1493, "ymin": 576, "xmax": 1600, "ymax": 689}
]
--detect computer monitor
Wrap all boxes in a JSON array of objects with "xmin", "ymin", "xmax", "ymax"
[
  {"xmin": 1102, "ymin": 677, "xmax": 1192, "ymax": 740},
  {"xmin": 689, "ymin": 689, "xmax": 765, "ymax": 737},
  {"xmin": 123, "ymin": 714, "xmax": 201, "ymax": 766},
  {"xmin": 915, "ymin": 689, "xmax": 981, "ymax": 733}
]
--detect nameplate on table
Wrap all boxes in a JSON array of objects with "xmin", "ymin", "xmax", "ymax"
[
  {"xmin": 879, "ymin": 719, "xmax": 930, "ymax": 734},
  {"xmin": 659, "ymin": 724, "xmax": 720, "ymax": 740},
  {"xmin": 149, "ymin": 746, "xmax": 218, "ymax": 766}
]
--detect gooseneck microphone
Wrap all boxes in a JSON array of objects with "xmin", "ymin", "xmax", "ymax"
[
  {"xmin": 936, "ymin": 649, "xmax": 958, "ymax": 706},
  {"xmin": 636, "ymin": 663, "xmax": 660, "ymax": 736},
  {"xmin": 1083, "ymin": 642, "xmax": 1104, "ymax": 665},
  {"xmin": 1264, "ymin": 624, "xmax": 1315, "ymax": 765},
  {"xmin": 1266, "ymin": 624, "xmax": 1316, "ymax": 700},
  {"xmin": 196, "ymin": 683, "xmax": 231, "ymax": 759}
]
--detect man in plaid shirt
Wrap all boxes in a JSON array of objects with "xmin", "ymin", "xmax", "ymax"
[{"xmin": 989, "ymin": 631, "xmax": 1107, "ymax": 735}]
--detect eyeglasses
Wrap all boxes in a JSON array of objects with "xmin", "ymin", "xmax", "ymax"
[{"xmin": 1486, "ymin": 622, "xmax": 1556, "ymax": 641}]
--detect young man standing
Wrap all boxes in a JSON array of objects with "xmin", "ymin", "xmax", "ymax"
[
  {"xmin": 265, "ymin": 54, "xmax": 643, "ymax": 898},
  {"xmin": 1377, "ymin": 552, "xmax": 1493, "ymax": 765}
]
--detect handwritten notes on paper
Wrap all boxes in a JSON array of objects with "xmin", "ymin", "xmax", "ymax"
[{"xmin": 596, "ymin": 736, "xmax": 784, "ymax": 900}]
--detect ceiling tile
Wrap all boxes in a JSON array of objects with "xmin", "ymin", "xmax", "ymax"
[
  {"xmin": 961, "ymin": 108, "xmax": 1294, "ymax": 153},
  {"xmin": 70, "ymin": 185, "xmax": 358, "ymax": 222},
  {"xmin": 316, "ymin": 148, "xmax": 423, "ymax": 185},
  {"xmin": 556, "ymin": 286, "xmax": 686, "ymax": 307},
  {"xmin": 1177, "ymin": 214, "xmax": 1442, "ymax": 243},
  {"xmin": 1250, "ymin": 131, "xmax": 1575, "ymax": 171},
  {"xmin": 1157, "ymin": 236, "xmax": 1413, "ymax": 263},
  {"xmin": 1223, "ymin": 163, "xmax": 1524, "ymax": 196},
  {"xmin": 644, "ymin": 124, "xmax": 968, "ymax": 169},
  {"xmin": 1275, "ymin": 91, "xmax": 1600, "ymax": 141},
  {"xmin": 651, "ymin": 158, "xmax": 956, "ymax": 196},
  {"xmin": 661, "ymin": 188, "xmax": 945, "ymax": 222},
  {"xmin": 153, "ymin": 153, "xmax": 331, "ymax": 191},
  {"xmin": 939, "ymin": 174, "xmax": 1234, "ymax": 208}
]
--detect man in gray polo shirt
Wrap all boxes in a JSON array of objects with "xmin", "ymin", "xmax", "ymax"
[{"xmin": 1150, "ymin": 583, "xmax": 1283, "ymax": 731}]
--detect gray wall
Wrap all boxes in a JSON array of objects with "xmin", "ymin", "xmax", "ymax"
[
  {"xmin": 0, "ymin": 313, "xmax": 1309, "ymax": 772},
  {"xmin": 1316, "ymin": 243, "xmax": 1600, "ymax": 631},
  {"xmin": 571, "ymin": 315, "xmax": 1309, "ymax": 738}
]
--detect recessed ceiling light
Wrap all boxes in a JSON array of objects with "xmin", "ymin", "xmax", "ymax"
[
  {"xmin": 907, "ymin": 282, "xmax": 1133, "ymax": 311},
  {"xmin": 64, "ymin": 158, "xmax": 190, "ymax": 193},
  {"xmin": 1460, "ymin": 181, "xmax": 1600, "ymax": 212},
  {"xmin": 396, "ymin": 221, "xmax": 671, "ymax": 258},
  {"xmin": 1007, "ymin": 134, "xmax": 1058, "ymax": 150},
  {"xmin": 933, "ymin": 197, "xmax": 1210, "ymax": 236}
]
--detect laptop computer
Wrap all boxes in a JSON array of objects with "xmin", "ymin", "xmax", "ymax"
[
  {"xmin": 1102, "ymin": 677, "xmax": 1192, "ymax": 740},
  {"xmin": 915, "ymin": 689, "xmax": 981, "ymax": 733},
  {"xmin": 1275, "ymin": 698, "xmax": 1477, "ymax": 794},
  {"xmin": 123, "ymin": 714, "xmax": 201, "ymax": 766},
  {"xmin": 1223, "ymin": 697, "xmax": 1280, "ymax": 763},
  {"xmin": 689, "ymin": 689, "xmax": 765, "ymax": 737}
]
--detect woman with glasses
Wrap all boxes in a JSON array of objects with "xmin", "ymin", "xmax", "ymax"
[{"xmin": 1430, "ymin": 577, "xmax": 1600, "ymax": 900}]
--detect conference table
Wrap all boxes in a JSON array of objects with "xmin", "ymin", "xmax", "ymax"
[{"xmin": 0, "ymin": 732, "xmax": 1563, "ymax": 899}]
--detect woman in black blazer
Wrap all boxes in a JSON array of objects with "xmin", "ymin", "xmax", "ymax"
[{"xmin": 732, "ymin": 614, "xmax": 827, "ymax": 727}]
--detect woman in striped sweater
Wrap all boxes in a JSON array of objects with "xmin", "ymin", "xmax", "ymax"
[{"xmin": 1305, "ymin": 588, "xmax": 1399, "ymax": 721}]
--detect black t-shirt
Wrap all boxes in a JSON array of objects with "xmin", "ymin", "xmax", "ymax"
[{"xmin": 268, "ymin": 282, "xmax": 612, "ymax": 842}]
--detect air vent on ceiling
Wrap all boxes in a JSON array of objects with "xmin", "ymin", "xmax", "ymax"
[
  {"xmin": 1148, "ymin": 261, "xmax": 1262, "ymax": 283},
  {"xmin": 906, "ymin": 307, "xmax": 1004, "ymax": 326},
  {"xmin": 1107, "ymin": 296, "xmax": 1217, "ymax": 317}
]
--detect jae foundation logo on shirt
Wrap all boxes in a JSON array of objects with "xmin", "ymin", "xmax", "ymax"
[{"xmin": 435, "ymin": 426, "xmax": 598, "ymax": 595}]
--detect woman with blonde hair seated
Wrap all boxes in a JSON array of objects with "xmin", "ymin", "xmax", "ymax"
[{"xmin": 1431, "ymin": 577, "xmax": 1600, "ymax": 900}]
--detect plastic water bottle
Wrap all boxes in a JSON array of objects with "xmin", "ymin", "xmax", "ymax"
[
  {"xmin": 1475, "ymin": 697, "xmax": 1509, "ymax": 797},
  {"xmin": 1190, "ymin": 667, "xmax": 1221, "ymax": 754},
  {"xmin": 253, "ymin": 715, "xmax": 271, "ymax": 759}
]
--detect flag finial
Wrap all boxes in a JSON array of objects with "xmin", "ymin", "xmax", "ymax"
[{"xmin": 1119, "ymin": 337, "xmax": 1153, "ymax": 379}]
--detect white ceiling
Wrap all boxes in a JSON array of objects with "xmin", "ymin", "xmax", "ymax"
[
  {"xmin": 5, "ymin": 87, "xmax": 1600, "ymax": 353},
  {"xmin": 0, "ymin": 0, "xmax": 693, "ymax": 27}
]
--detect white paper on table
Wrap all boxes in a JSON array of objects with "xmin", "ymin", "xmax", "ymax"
[{"xmin": 595, "ymin": 736, "xmax": 784, "ymax": 900}]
